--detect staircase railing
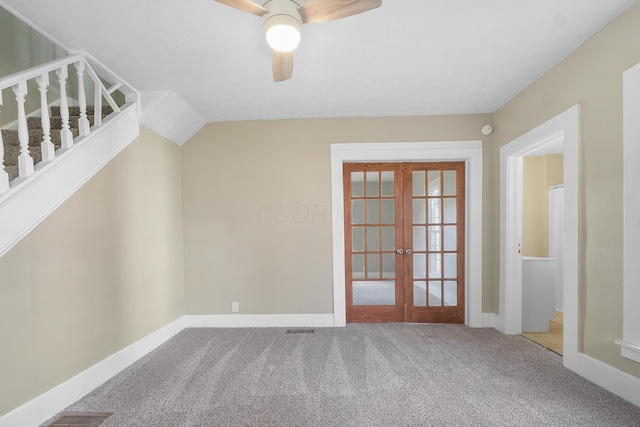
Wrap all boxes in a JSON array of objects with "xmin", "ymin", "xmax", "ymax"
[{"xmin": 0, "ymin": 52, "xmax": 124, "ymax": 195}]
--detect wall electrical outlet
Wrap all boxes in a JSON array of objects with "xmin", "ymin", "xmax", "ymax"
[{"xmin": 232, "ymin": 302, "xmax": 239, "ymax": 313}]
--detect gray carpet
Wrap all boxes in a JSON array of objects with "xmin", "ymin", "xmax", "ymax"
[{"xmin": 44, "ymin": 324, "xmax": 640, "ymax": 426}]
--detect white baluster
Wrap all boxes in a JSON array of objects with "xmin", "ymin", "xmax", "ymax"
[
  {"xmin": 36, "ymin": 73, "xmax": 55, "ymax": 163},
  {"xmin": 75, "ymin": 61, "xmax": 90, "ymax": 136},
  {"xmin": 93, "ymin": 78, "xmax": 103, "ymax": 128},
  {"xmin": 55, "ymin": 66, "xmax": 74, "ymax": 149},
  {"xmin": 0, "ymin": 91, "xmax": 9, "ymax": 194},
  {"xmin": 13, "ymin": 82, "xmax": 34, "ymax": 179}
]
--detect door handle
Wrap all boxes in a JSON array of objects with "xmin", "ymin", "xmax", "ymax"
[
  {"xmin": 396, "ymin": 249, "xmax": 404, "ymax": 255},
  {"xmin": 405, "ymin": 249, "xmax": 413, "ymax": 255}
]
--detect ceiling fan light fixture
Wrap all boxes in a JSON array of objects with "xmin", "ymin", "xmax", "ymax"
[
  {"xmin": 213, "ymin": 0, "xmax": 382, "ymax": 81},
  {"xmin": 264, "ymin": 14, "xmax": 301, "ymax": 52}
]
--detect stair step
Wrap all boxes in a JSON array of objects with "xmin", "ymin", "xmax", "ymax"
[
  {"xmin": 2, "ymin": 128, "xmax": 79, "ymax": 147},
  {"xmin": 5, "ymin": 165, "xmax": 19, "ymax": 182},
  {"xmin": 2, "ymin": 145, "xmax": 43, "ymax": 166},
  {"xmin": 50, "ymin": 105, "xmax": 114, "ymax": 117},
  {"xmin": 27, "ymin": 115, "xmax": 97, "ymax": 130},
  {"xmin": 1, "ymin": 105, "xmax": 115, "ymax": 184},
  {"xmin": 2, "ymin": 145, "xmax": 19, "ymax": 166}
]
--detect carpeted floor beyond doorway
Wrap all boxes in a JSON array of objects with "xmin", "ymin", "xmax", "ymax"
[{"xmin": 44, "ymin": 324, "xmax": 640, "ymax": 426}]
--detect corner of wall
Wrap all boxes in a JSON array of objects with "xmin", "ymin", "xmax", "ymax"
[{"xmin": 139, "ymin": 91, "xmax": 206, "ymax": 146}]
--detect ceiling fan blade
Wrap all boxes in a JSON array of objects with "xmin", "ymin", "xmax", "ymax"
[
  {"xmin": 212, "ymin": 0, "xmax": 268, "ymax": 17},
  {"xmin": 273, "ymin": 51, "xmax": 293, "ymax": 82},
  {"xmin": 298, "ymin": 0, "xmax": 381, "ymax": 24}
]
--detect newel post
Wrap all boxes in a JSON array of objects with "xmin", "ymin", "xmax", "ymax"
[
  {"xmin": 75, "ymin": 60, "xmax": 90, "ymax": 137},
  {"xmin": 13, "ymin": 81, "xmax": 34, "ymax": 179},
  {"xmin": 0, "ymin": 91, "xmax": 9, "ymax": 194},
  {"xmin": 36, "ymin": 73, "xmax": 56, "ymax": 163},
  {"xmin": 55, "ymin": 66, "xmax": 74, "ymax": 149}
]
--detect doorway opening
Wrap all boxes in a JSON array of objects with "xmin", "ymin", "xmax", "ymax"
[
  {"xmin": 499, "ymin": 105, "xmax": 579, "ymax": 365},
  {"xmin": 520, "ymin": 155, "xmax": 565, "ymax": 354},
  {"xmin": 330, "ymin": 141, "xmax": 483, "ymax": 328}
]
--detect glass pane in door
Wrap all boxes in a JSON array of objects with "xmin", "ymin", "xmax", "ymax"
[
  {"xmin": 413, "ymin": 171, "xmax": 425, "ymax": 196},
  {"xmin": 429, "ymin": 281, "xmax": 442, "ymax": 306},
  {"xmin": 353, "ymin": 281, "xmax": 395, "ymax": 305},
  {"xmin": 366, "ymin": 199, "xmax": 380, "ymax": 223},
  {"xmin": 444, "ymin": 281, "xmax": 457, "ymax": 306},
  {"xmin": 443, "ymin": 171, "xmax": 457, "ymax": 196},
  {"xmin": 414, "ymin": 281, "xmax": 426, "ymax": 306},
  {"xmin": 351, "ymin": 172, "xmax": 364, "ymax": 197},
  {"xmin": 352, "ymin": 200, "xmax": 364, "ymax": 224},
  {"xmin": 366, "ymin": 172, "xmax": 379, "ymax": 196},
  {"xmin": 352, "ymin": 227, "xmax": 365, "ymax": 252},
  {"xmin": 444, "ymin": 199, "xmax": 457, "ymax": 223},
  {"xmin": 381, "ymin": 172, "xmax": 394, "ymax": 196},
  {"xmin": 381, "ymin": 227, "xmax": 395, "ymax": 251},
  {"xmin": 413, "ymin": 226, "xmax": 426, "ymax": 251}
]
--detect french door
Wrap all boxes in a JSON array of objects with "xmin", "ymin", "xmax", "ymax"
[{"xmin": 344, "ymin": 162, "xmax": 465, "ymax": 323}]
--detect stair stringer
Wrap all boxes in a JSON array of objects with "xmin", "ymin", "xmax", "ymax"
[{"xmin": 0, "ymin": 101, "xmax": 139, "ymax": 258}]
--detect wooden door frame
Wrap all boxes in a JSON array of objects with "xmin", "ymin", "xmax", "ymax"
[{"xmin": 330, "ymin": 141, "xmax": 484, "ymax": 327}]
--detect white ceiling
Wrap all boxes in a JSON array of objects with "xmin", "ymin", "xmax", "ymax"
[{"xmin": 2, "ymin": 0, "xmax": 637, "ymax": 123}]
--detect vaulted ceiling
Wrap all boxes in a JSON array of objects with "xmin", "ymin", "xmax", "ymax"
[{"xmin": 2, "ymin": 0, "xmax": 637, "ymax": 123}]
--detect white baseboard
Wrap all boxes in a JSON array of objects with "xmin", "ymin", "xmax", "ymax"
[
  {"xmin": 0, "ymin": 317, "xmax": 185, "ymax": 427},
  {"xmin": 565, "ymin": 352, "xmax": 640, "ymax": 408},
  {"xmin": 481, "ymin": 312, "xmax": 499, "ymax": 329},
  {"xmin": 184, "ymin": 314, "xmax": 335, "ymax": 328},
  {"xmin": 620, "ymin": 341, "xmax": 640, "ymax": 364},
  {"xmin": 0, "ymin": 313, "xmax": 331, "ymax": 426}
]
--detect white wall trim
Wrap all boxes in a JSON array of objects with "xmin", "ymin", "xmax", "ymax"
[
  {"xmin": 0, "ymin": 314, "xmax": 333, "ymax": 426},
  {"xmin": 184, "ymin": 314, "xmax": 335, "ymax": 328},
  {"xmin": 0, "ymin": 103, "xmax": 140, "ymax": 258},
  {"xmin": 622, "ymin": 63, "xmax": 640, "ymax": 364},
  {"xmin": 620, "ymin": 341, "xmax": 640, "ymax": 364},
  {"xmin": 330, "ymin": 141, "xmax": 484, "ymax": 328},
  {"xmin": 571, "ymin": 352, "xmax": 640, "ymax": 408},
  {"xmin": 0, "ymin": 317, "xmax": 185, "ymax": 427}
]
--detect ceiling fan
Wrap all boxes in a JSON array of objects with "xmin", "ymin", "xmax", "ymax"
[{"xmin": 213, "ymin": 0, "xmax": 382, "ymax": 82}]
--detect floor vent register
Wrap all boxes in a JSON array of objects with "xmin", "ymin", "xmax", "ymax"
[{"xmin": 45, "ymin": 412, "xmax": 112, "ymax": 427}]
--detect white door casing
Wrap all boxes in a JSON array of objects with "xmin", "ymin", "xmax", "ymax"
[
  {"xmin": 330, "ymin": 141, "xmax": 483, "ymax": 327},
  {"xmin": 622, "ymin": 63, "xmax": 640, "ymax": 364},
  {"xmin": 499, "ymin": 105, "xmax": 579, "ymax": 363}
]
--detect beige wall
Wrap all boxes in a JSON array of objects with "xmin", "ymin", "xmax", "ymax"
[
  {"xmin": 0, "ymin": 127, "xmax": 185, "ymax": 416},
  {"xmin": 1, "ymin": 6, "xmax": 67, "ymax": 127},
  {"xmin": 522, "ymin": 154, "xmax": 563, "ymax": 257},
  {"xmin": 493, "ymin": 3, "xmax": 640, "ymax": 376},
  {"xmin": 545, "ymin": 155, "xmax": 563, "ymax": 187},
  {"xmin": 182, "ymin": 115, "xmax": 495, "ymax": 315}
]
